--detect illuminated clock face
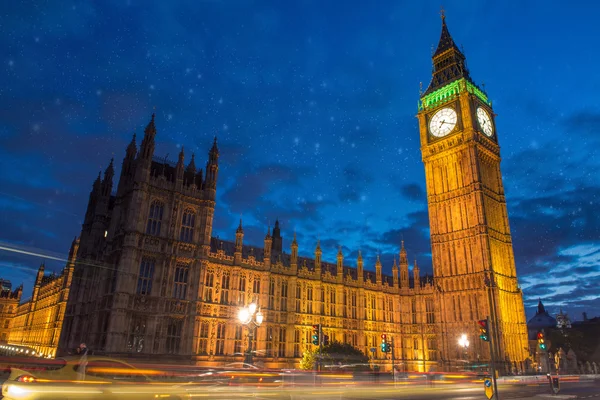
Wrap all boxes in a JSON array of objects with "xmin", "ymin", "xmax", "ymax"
[
  {"xmin": 477, "ymin": 107, "xmax": 494, "ymax": 137},
  {"xmin": 429, "ymin": 107, "xmax": 458, "ymax": 138}
]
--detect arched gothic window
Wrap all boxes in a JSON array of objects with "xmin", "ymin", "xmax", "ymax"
[
  {"xmin": 180, "ymin": 209, "xmax": 195, "ymax": 242},
  {"xmin": 146, "ymin": 200, "xmax": 164, "ymax": 236}
]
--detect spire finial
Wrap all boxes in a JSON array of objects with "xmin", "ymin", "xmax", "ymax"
[{"xmin": 440, "ymin": 6, "xmax": 445, "ymax": 21}]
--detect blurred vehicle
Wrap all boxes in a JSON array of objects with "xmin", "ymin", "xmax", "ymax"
[{"xmin": 2, "ymin": 356, "xmax": 189, "ymax": 399}]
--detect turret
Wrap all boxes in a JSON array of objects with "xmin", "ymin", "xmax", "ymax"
[
  {"xmin": 392, "ymin": 256, "xmax": 399, "ymax": 287},
  {"xmin": 139, "ymin": 114, "xmax": 156, "ymax": 160},
  {"xmin": 122, "ymin": 133, "xmax": 137, "ymax": 176},
  {"xmin": 176, "ymin": 147, "xmax": 185, "ymax": 185},
  {"xmin": 314, "ymin": 240, "xmax": 322, "ymax": 275},
  {"xmin": 31, "ymin": 262, "xmax": 45, "ymax": 305},
  {"xmin": 136, "ymin": 114, "xmax": 157, "ymax": 182},
  {"xmin": 357, "ymin": 250, "xmax": 364, "ymax": 283},
  {"xmin": 64, "ymin": 237, "xmax": 79, "ymax": 291},
  {"xmin": 413, "ymin": 259, "xmax": 420, "ymax": 289},
  {"xmin": 204, "ymin": 137, "xmax": 219, "ymax": 201},
  {"xmin": 234, "ymin": 219, "xmax": 243, "ymax": 265},
  {"xmin": 186, "ymin": 154, "xmax": 197, "ymax": 187},
  {"xmin": 375, "ymin": 254, "xmax": 382, "ymax": 284},
  {"xmin": 195, "ymin": 167, "xmax": 203, "ymax": 189},
  {"xmin": 102, "ymin": 158, "xmax": 114, "ymax": 196},
  {"xmin": 118, "ymin": 133, "xmax": 137, "ymax": 193},
  {"xmin": 290, "ymin": 231, "xmax": 298, "ymax": 270},
  {"xmin": 263, "ymin": 226, "xmax": 272, "ymax": 268},
  {"xmin": 400, "ymin": 241, "xmax": 409, "ymax": 289},
  {"xmin": 336, "ymin": 246, "xmax": 343, "ymax": 277},
  {"xmin": 187, "ymin": 153, "xmax": 196, "ymax": 174},
  {"xmin": 35, "ymin": 263, "xmax": 45, "ymax": 286},
  {"xmin": 83, "ymin": 172, "xmax": 102, "ymax": 228},
  {"xmin": 272, "ymin": 219, "xmax": 282, "ymax": 253},
  {"xmin": 68, "ymin": 237, "xmax": 80, "ymax": 265}
]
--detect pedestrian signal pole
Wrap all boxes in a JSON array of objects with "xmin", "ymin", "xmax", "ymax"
[{"xmin": 479, "ymin": 318, "xmax": 499, "ymax": 399}]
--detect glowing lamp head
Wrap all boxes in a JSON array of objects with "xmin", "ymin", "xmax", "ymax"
[
  {"xmin": 248, "ymin": 303, "xmax": 257, "ymax": 315},
  {"xmin": 238, "ymin": 308, "xmax": 251, "ymax": 324},
  {"xmin": 255, "ymin": 309, "xmax": 264, "ymax": 326}
]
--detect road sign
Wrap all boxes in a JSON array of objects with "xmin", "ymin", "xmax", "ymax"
[
  {"xmin": 484, "ymin": 378, "xmax": 493, "ymax": 399},
  {"xmin": 369, "ymin": 347, "xmax": 376, "ymax": 353}
]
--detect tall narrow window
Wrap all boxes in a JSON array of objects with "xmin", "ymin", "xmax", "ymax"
[
  {"xmin": 166, "ymin": 319, "xmax": 183, "ymax": 354},
  {"xmin": 329, "ymin": 291, "xmax": 336, "ymax": 316},
  {"xmin": 280, "ymin": 281, "xmax": 288, "ymax": 311},
  {"xmin": 215, "ymin": 323, "xmax": 226, "ymax": 355},
  {"xmin": 198, "ymin": 321, "xmax": 209, "ymax": 354},
  {"xmin": 293, "ymin": 329, "xmax": 301, "ymax": 358},
  {"xmin": 351, "ymin": 292, "xmax": 357, "ymax": 319},
  {"xmin": 412, "ymin": 299, "xmax": 418, "ymax": 324},
  {"xmin": 266, "ymin": 326, "xmax": 274, "ymax": 357},
  {"xmin": 268, "ymin": 279, "xmax": 276, "ymax": 309},
  {"xmin": 137, "ymin": 258, "xmax": 155, "ymax": 295},
  {"xmin": 173, "ymin": 263, "xmax": 189, "ymax": 300},
  {"xmin": 237, "ymin": 274, "xmax": 246, "ymax": 304},
  {"xmin": 146, "ymin": 200, "xmax": 164, "ymax": 236},
  {"xmin": 204, "ymin": 271, "xmax": 214, "ymax": 302},
  {"xmin": 295, "ymin": 285, "xmax": 301, "ymax": 313},
  {"xmin": 253, "ymin": 277, "xmax": 260, "ymax": 294},
  {"xmin": 234, "ymin": 325, "xmax": 243, "ymax": 355},
  {"xmin": 220, "ymin": 273, "xmax": 230, "ymax": 304},
  {"xmin": 307, "ymin": 287, "xmax": 313, "ymax": 314},
  {"xmin": 426, "ymin": 298, "xmax": 435, "ymax": 324},
  {"xmin": 180, "ymin": 209, "xmax": 195, "ymax": 242},
  {"xmin": 321, "ymin": 288, "xmax": 325, "ymax": 314},
  {"xmin": 278, "ymin": 328, "xmax": 286, "ymax": 357}
]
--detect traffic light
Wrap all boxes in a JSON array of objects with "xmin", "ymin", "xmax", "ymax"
[
  {"xmin": 380, "ymin": 334, "xmax": 389, "ymax": 352},
  {"xmin": 537, "ymin": 331, "xmax": 547, "ymax": 351},
  {"xmin": 323, "ymin": 335, "xmax": 330, "ymax": 346},
  {"xmin": 478, "ymin": 319, "xmax": 490, "ymax": 342},
  {"xmin": 312, "ymin": 324, "xmax": 320, "ymax": 345}
]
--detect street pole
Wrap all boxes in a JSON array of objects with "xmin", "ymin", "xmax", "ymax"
[{"xmin": 486, "ymin": 315, "xmax": 499, "ymax": 399}]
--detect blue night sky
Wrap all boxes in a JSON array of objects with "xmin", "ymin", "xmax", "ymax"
[{"xmin": 0, "ymin": 1, "xmax": 599, "ymax": 321}]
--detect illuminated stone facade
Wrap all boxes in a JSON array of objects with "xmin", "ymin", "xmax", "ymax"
[
  {"xmin": 57, "ymin": 115, "xmax": 439, "ymax": 371},
  {"xmin": 8, "ymin": 240, "xmax": 77, "ymax": 358},
  {"xmin": 416, "ymin": 15, "xmax": 529, "ymax": 371},
  {"xmin": 57, "ymin": 16, "xmax": 528, "ymax": 372},
  {"xmin": 0, "ymin": 280, "xmax": 22, "ymax": 343}
]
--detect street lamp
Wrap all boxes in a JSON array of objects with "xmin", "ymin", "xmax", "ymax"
[
  {"xmin": 238, "ymin": 302, "xmax": 263, "ymax": 365},
  {"xmin": 458, "ymin": 334, "xmax": 469, "ymax": 370}
]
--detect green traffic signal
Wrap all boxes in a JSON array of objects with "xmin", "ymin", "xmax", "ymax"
[{"xmin": 478, "ymin": 320, "xmax": 490, "ymax": 342}]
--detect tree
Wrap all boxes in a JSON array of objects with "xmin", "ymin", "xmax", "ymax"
[
  {"xmin": 299, "ymin": 341, "xmax": 369, "ymax": 371},
  {"xmin": 300, "ymin": 348, "xmax": 318, "ymax": 370}
]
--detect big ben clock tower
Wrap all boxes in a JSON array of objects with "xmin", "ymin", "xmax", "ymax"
[{"xmin": 417, "ymin": 14, "xmax": 528, "ymax": 370}]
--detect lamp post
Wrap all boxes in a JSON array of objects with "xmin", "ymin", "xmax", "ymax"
[
  {"xmin": 238, "ymin": 302, "xmax": 264, "ymax": 366},
  {"xmin": 458, "ymin": 334, "xmax": 469, "ymax": 371}
]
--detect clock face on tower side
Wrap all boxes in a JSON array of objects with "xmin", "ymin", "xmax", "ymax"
[
  {"xmin": 476, "ymin": 107, "xmax": 494, "ymax": 137},
  {"xmin": 429, "ymin": 107, "xmax": 458, "ymax": 138}
]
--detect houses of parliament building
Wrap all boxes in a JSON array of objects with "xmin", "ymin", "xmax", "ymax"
[{"xmin": 4, "ymin": 16, "xmax": 529, "ymax": 372}]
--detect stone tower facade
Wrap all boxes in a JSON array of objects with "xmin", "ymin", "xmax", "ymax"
[
  {"xmin": 416, "ymin": 15, "xmax": 528, "ymax": 371},
  {"xmin": 60, "ymin": 114, "xmax": 218, "ymax": 356}
]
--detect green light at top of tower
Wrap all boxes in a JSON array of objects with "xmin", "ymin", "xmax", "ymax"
[{"xmin": 419, "ymin": 78, "xmax": 490, "ymax": 111}]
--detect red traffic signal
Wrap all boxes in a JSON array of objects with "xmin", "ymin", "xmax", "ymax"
[{"xmin": 381, "ymin": 334, "xmax": 387, "ymax": 340}]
